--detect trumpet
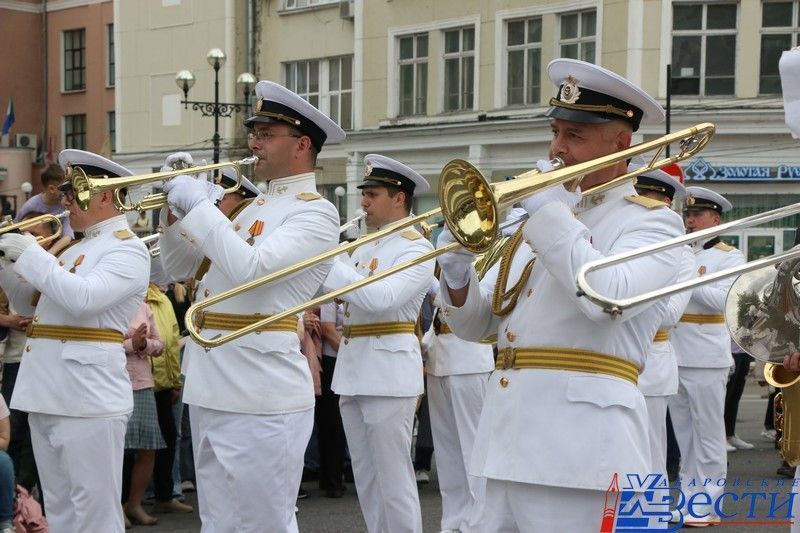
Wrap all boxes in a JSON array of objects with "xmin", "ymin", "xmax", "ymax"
[
  {"xmin": 66, "ymin": 156, "xmax": 258, "ymax": 212},
  {"xmin": 185, "ymin": 124, "xmax": 714, "ymax": 349},
  {"xmin": 140, "ymin": 233, "xmax": 161, "ymax": 258},
  {"xmin": 0, "ymin": 211, "xmax": 69, "ymax": 245},
  {"xmin": 339, "ymin": 210, "xmax": 366, "ymax": 234}
]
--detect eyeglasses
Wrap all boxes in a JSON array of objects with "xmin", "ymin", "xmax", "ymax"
[
  {"xmin": 247, "ymin": 130, "xmax": 303, "ymax": 142},
  {"xmin": 60, "ymin": 188, "xmax": 75, "ymax": 203}
]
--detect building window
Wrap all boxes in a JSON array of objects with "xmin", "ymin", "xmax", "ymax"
[
  {"xmin": 443, "ymin": 27, "xmax": 475, "ymax": 112},
  {"xmin": 671, "ymin": 3, "xmax": 737, "ymax": 96},
  {"xmin": 284, "ymin": 56, "xmax": 354, "ymax": 130},
  {"xmin": 398, "ymin": 34, "xmax": 428, "ymax": 116},
  {"xmin": 64, "ymin": 114, "xmax": 86, "ymax": 150},
  {"xmin": 107, "ymin": 24, "xmax": 115, "ymax": 87},
  {"xmin": 63, "ymin": 29, "xmax": 86, "ymax": 91},
  {"xmin": 559, "ymin": 10, "xmax": 596, "ymax": 63},
  {"xmin": 506, "ymin": 17, "xmax": 542, "ymax": 106},
  {"xmin": 284, "ymin": 0, "xmax": 337, "ymax": 9},
  {"xmin": 107, "ymin": 111, "xmax": 116, "ymax": 153},
  {"xmin": 760, "ymin": 1, "xmax": 800, "ymax": 94}
]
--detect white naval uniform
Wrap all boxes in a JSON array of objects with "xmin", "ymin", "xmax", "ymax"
[
  {"xmin": 323, "ymin": 217, "xmax": 434, "ymax": 533},
  {"xmin": 638, "ymin": 246, "xmax": 694, "ymax": 480},
  {"xmin": 160, "ymin": 172, "xmax": 339, "ymax": 533},
  {"xmin": 440, "ymin": 182, "xmax": 684, "ymax": 532},
  {"xmin": 669, "ymin": 238, "xmax": 745, "ymax": 520},
  {"xmin": 422, "ymin": 295, "xmax": 494, "ymax": 533},
  {"xmin": 1, "ymin": 215, "xmax": 148, "ymax": 533}
]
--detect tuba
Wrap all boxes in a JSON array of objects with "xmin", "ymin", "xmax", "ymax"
[{"xmin": 726, "ymin": 252, "xmax": 800, "ymax": 465}]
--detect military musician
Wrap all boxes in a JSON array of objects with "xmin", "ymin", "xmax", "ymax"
[
  {"xmin": 435, "ymin": 59, "xmax": 684, "ymax": 531},
  {"xmin": 0, "ymin": 150, "xmax": 149, "ymax": 533},
  {"xmin": 322, "ymin": 154, "xmax": 435, "ymax": 533},
  {"xmin": 158, "ymin": 81, "xmax": 343, "ymax": 532}
]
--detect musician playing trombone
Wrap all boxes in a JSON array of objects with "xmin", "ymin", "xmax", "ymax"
[
  {"xmin": 435, "ymin": 59, "xmax": 685, "ymax": 531},
  {"xmin": 321, "ymin": 154, "xmax": 434, "ymax": 533},
  {"xmin": 158, "ymin": 81, "xmax": 343, "ymax": 533},
  {"xmin": 0, "ymin": 150, "xmax": 149, "ymax": 533}
]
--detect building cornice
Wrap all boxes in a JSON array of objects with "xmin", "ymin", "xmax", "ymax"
[{"xmin": 0, "ymin": 0, "xmax": 109, "ymax": 13}]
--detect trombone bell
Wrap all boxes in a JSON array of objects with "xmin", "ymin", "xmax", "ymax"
[{"xmin": 0, "ymin": 211, "xmax": 68, "ymax": 245}]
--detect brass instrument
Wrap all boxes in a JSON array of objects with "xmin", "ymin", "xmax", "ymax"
[
  {"xmin": 140, "ymin": 233, "xmax": 161, "ymax": 258},
  {"xmin": 439, "ymin": 123, "xmax": 715, "ymax": 253},
  {"xmin": 576, "ymin": 207, "xmax": 800, "ymax": 317},
  {"xmin": 339, "ymin": 210, "xmax": 366, "ymax": 234},
  {"xmin": 0, "ymin": 211, "xmax": 69, "ymax": 245},
  {"xmin": 65, "ymin": 156, "xmax": 258, "ymax": 212},
  {"xmin": 725, "ymin": 257, "xmax": 800, "ymax": 466},
  {"xmin": 185, "ymin": 124, "xmax": 714, "ymax": 349}
]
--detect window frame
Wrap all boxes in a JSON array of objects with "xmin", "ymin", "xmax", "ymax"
[
  {"xmin": 670, "ymin": 1, "xmax": 739, "ymax": 97},
  {"xmin": 558, "ymin": 9, "xmax": 597, "ymax": 63},
  {"xmin": 107, "ymin": 111, "xmax": 116, "ymax": 153},
  {"xmin": 283, "ymin": 55, "xmax": 354, "ymax": 130},
  {"xmin": 503, "ymin": 16, "xmax": 543, "ymax": 108},
  {"xmin": 397, "ymin": 33, "xmax": 429, "ymax": 117},
  {"xmin": 63, "ymin": 114, "xmax": 87, "ymax": 150},
  {"xmin": 283, "ymin": 0, "xmax": 338, "ymax": 10},
  {"xmin": 62, "ymin": 28, "xmax": 86, "ymax": 93},
  {"xmin": 759, "ymin": 0, "xmax": 800, "ymax": 94},
  {"xmin": 106, "ymin": 24, "xmax": 115, "ymax": 88},
  {"xmin": 442, "ymin": 26, "xmax": 477, "ymax": 113}
]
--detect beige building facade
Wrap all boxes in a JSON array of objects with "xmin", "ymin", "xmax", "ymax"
[{"xmin": 114, "ymin": 0, "xmax": 799, "ymax": 258}]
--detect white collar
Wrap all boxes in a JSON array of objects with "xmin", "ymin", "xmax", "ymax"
[
  {"xmin": 265, "ymin": 172, "xmax": 318, "ymax": 198},
  {"xmin": 82, "ymin": 215, "xmax": 131, "ymax": 239}
]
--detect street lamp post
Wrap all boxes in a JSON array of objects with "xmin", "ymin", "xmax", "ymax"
[{"xmin": 175, "ymin": 49, "xmax": 256, "ymax": 163}]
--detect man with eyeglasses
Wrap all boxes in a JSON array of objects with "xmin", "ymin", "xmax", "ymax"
[
  {"xmin": 158, "ymin": 81, "xmax": 344, "ymax": 533},
  {"xmin": 0, "ymin": 149, "xmax": 149, "ymax": 533}
]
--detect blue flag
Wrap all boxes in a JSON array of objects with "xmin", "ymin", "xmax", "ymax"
[{"xmin": 1, "ymin": 97, "xmax": 15, "ymax": 136}]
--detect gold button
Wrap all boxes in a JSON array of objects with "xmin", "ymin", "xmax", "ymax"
[
  {"xmin": 527, "ymin": 288, "xmax": 532, "ymax": 298},
  {"xmin": 58, "ymin": 260, "xmax": 64, "ymax": 266},
  {"xmin": 506, "ymin": 331, "xmax": 516, "ymax": 342},
  {"xmin": 343, "ymin": 339, "xmax": 349, "ymax": 345},
  {"xmin": 180, "ymin": 230, "xmax": 187, "ymax": 237},
  {"xmin": 25, "ymin": 345, "xmax": 31, "ymax": 352},
  {"xmin": 33, "ymin": 315, "xmax": 39, "ymax": 322},
  {"xmin": 443, "ymin": 309, "xmax": 450, "ymax": 317},
  {"xmin": 344, "ymin": 312, "xmax": 350, "ymax": 318},
  {"xmin": 500, "ymin": 377, "xmax": 509, "ymax": 388},
  {"xmin": 204, "ymin": 289, "xmax": 210, "ymax": 297},
  {"xmin": 235, "ymin": 223, "xmax": 241, "ymax": 231},
  {"xmin": 257, "ymin": 198, "xmax": 265, "ymax": 206}
]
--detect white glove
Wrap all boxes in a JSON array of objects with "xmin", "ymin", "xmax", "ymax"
[
  {"xmin": 164, "ymin": 175, "xmax": 224, "ymax": 218},
  {"xmin": 521, "ymin": 182, "xmax": 581, "ymax": 217},
  {"xmin": 161, "ymin": 152, "xmax": 194, "ymax": 173},
  {"xmin": 435, "ymin": 226, "xmax": 475, "ymax": 289},
  {"xmin": 0, "ymin": 233, "xmax": 38, "ymax": 262},
  {"xmin": 536, "ymin": 158, "xmax": 555, "ymax": 173}
]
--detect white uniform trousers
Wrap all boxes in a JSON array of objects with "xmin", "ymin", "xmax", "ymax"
[
  {"xmin": 483, "ymin": 479, "xmax": 623, "ymax": 533},
  {"xmin": 427, "ymin": 373, "xmax": 489, "ymax": 532},
  {"xmin": 668, "ymin": 367, "xmax": 728, "ymax": 518},
  {"xmin": 339, "ymin": 395, "xmax": 422, "ymax": 533},
  {"xmin": 644, "ymin": 395, "xmax": 669, "ymax": 481},
  {"xmin": 190, "ymin": 405, "xmax": 313, "ymax": 533},
  {"xmin": 29, "ymin": 412, "xmax": 128, "ymax": 533},
  {"xmin": 793, "ymin": 467, "xmax": 800, "ymax": 533}
]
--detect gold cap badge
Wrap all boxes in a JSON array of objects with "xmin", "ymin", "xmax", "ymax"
[
  {"xmin": 560, "ymin": 76, "xmax": 581, "ymax": 104},
  {"xmin": 686, "ymin": 195, "xmax": 695, "ymax": 206},
  {"xmin": 365, "ymin": 163, "xmax": 373, "ymax": 177},
  {"xmin": 255, "ymin": 97, "xmax": 263, "ymax": 112}
]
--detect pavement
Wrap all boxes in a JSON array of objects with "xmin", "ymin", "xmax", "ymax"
[{"xmin": 143, "ymin": 379, "xmax": 795, "ymax": 532}]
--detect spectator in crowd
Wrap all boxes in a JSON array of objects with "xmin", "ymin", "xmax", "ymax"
[
  {"xmin": 121, "ymin": 300, "xmax": 165, "ymax": 527},
  {"xmin": 14, "ymin": 164, "xmax": 74, "ymax": 239},
  {"xmin": 317, "ymin": 301, "xmax": 346, "ymax": 498},
  {"xmin": 0, "ymin": 394, "xmax": 16, "ymax": 533},
  {"xmin": 725, "ymin": 339, "xmax": 754, "ymax": 450}
]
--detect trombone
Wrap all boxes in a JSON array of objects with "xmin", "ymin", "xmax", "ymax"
[
  {"xmin": 575, "ymin": 202, "xmax": 800, "ymax": 317},
  {"xmin": 185, "ymin": 123, "xmax": 715, "ymax": 349},
  {"xmin": 66, "ymin": 156, "xmax": 258, "ymax": 212},
  {"xmin": 140, "ymin": 233, "xmax": 161, "ymax": 258},
  {"xmin": 0, "ymin": 211, "xmax": 69, "ymax": 245}
]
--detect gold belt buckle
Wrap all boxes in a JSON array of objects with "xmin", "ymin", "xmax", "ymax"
[
  {"xmin": 502, "ymin": 348, "xmax": 516, "ymax": 370},
  {"xmin": 342, "ymin": 325, "xmax": 351, "ymax": 339}
]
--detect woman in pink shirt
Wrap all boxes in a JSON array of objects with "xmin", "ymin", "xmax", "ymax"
[{"xmin": 121, "ymin": 300, "xmax": 165, "ymax": 527}]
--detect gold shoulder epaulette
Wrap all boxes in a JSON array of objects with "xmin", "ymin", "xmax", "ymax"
[
  {"xmin": 114, "ymin": 229, "xmax": 135, "ymax": 240},
  {"xmin": 296, "ymin": 192, "xmax": 322, "ymax": 201},
  {"xmin": 714, "ymin": 242, "xmax": 736, "ymax": 252},
  {"xmin": 400, "ymin": 231, "xmax": 423, "ymax": 241},
  {"xmin": 624, "ymin": 195, "xmax": 667, "ymax": 209}
]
